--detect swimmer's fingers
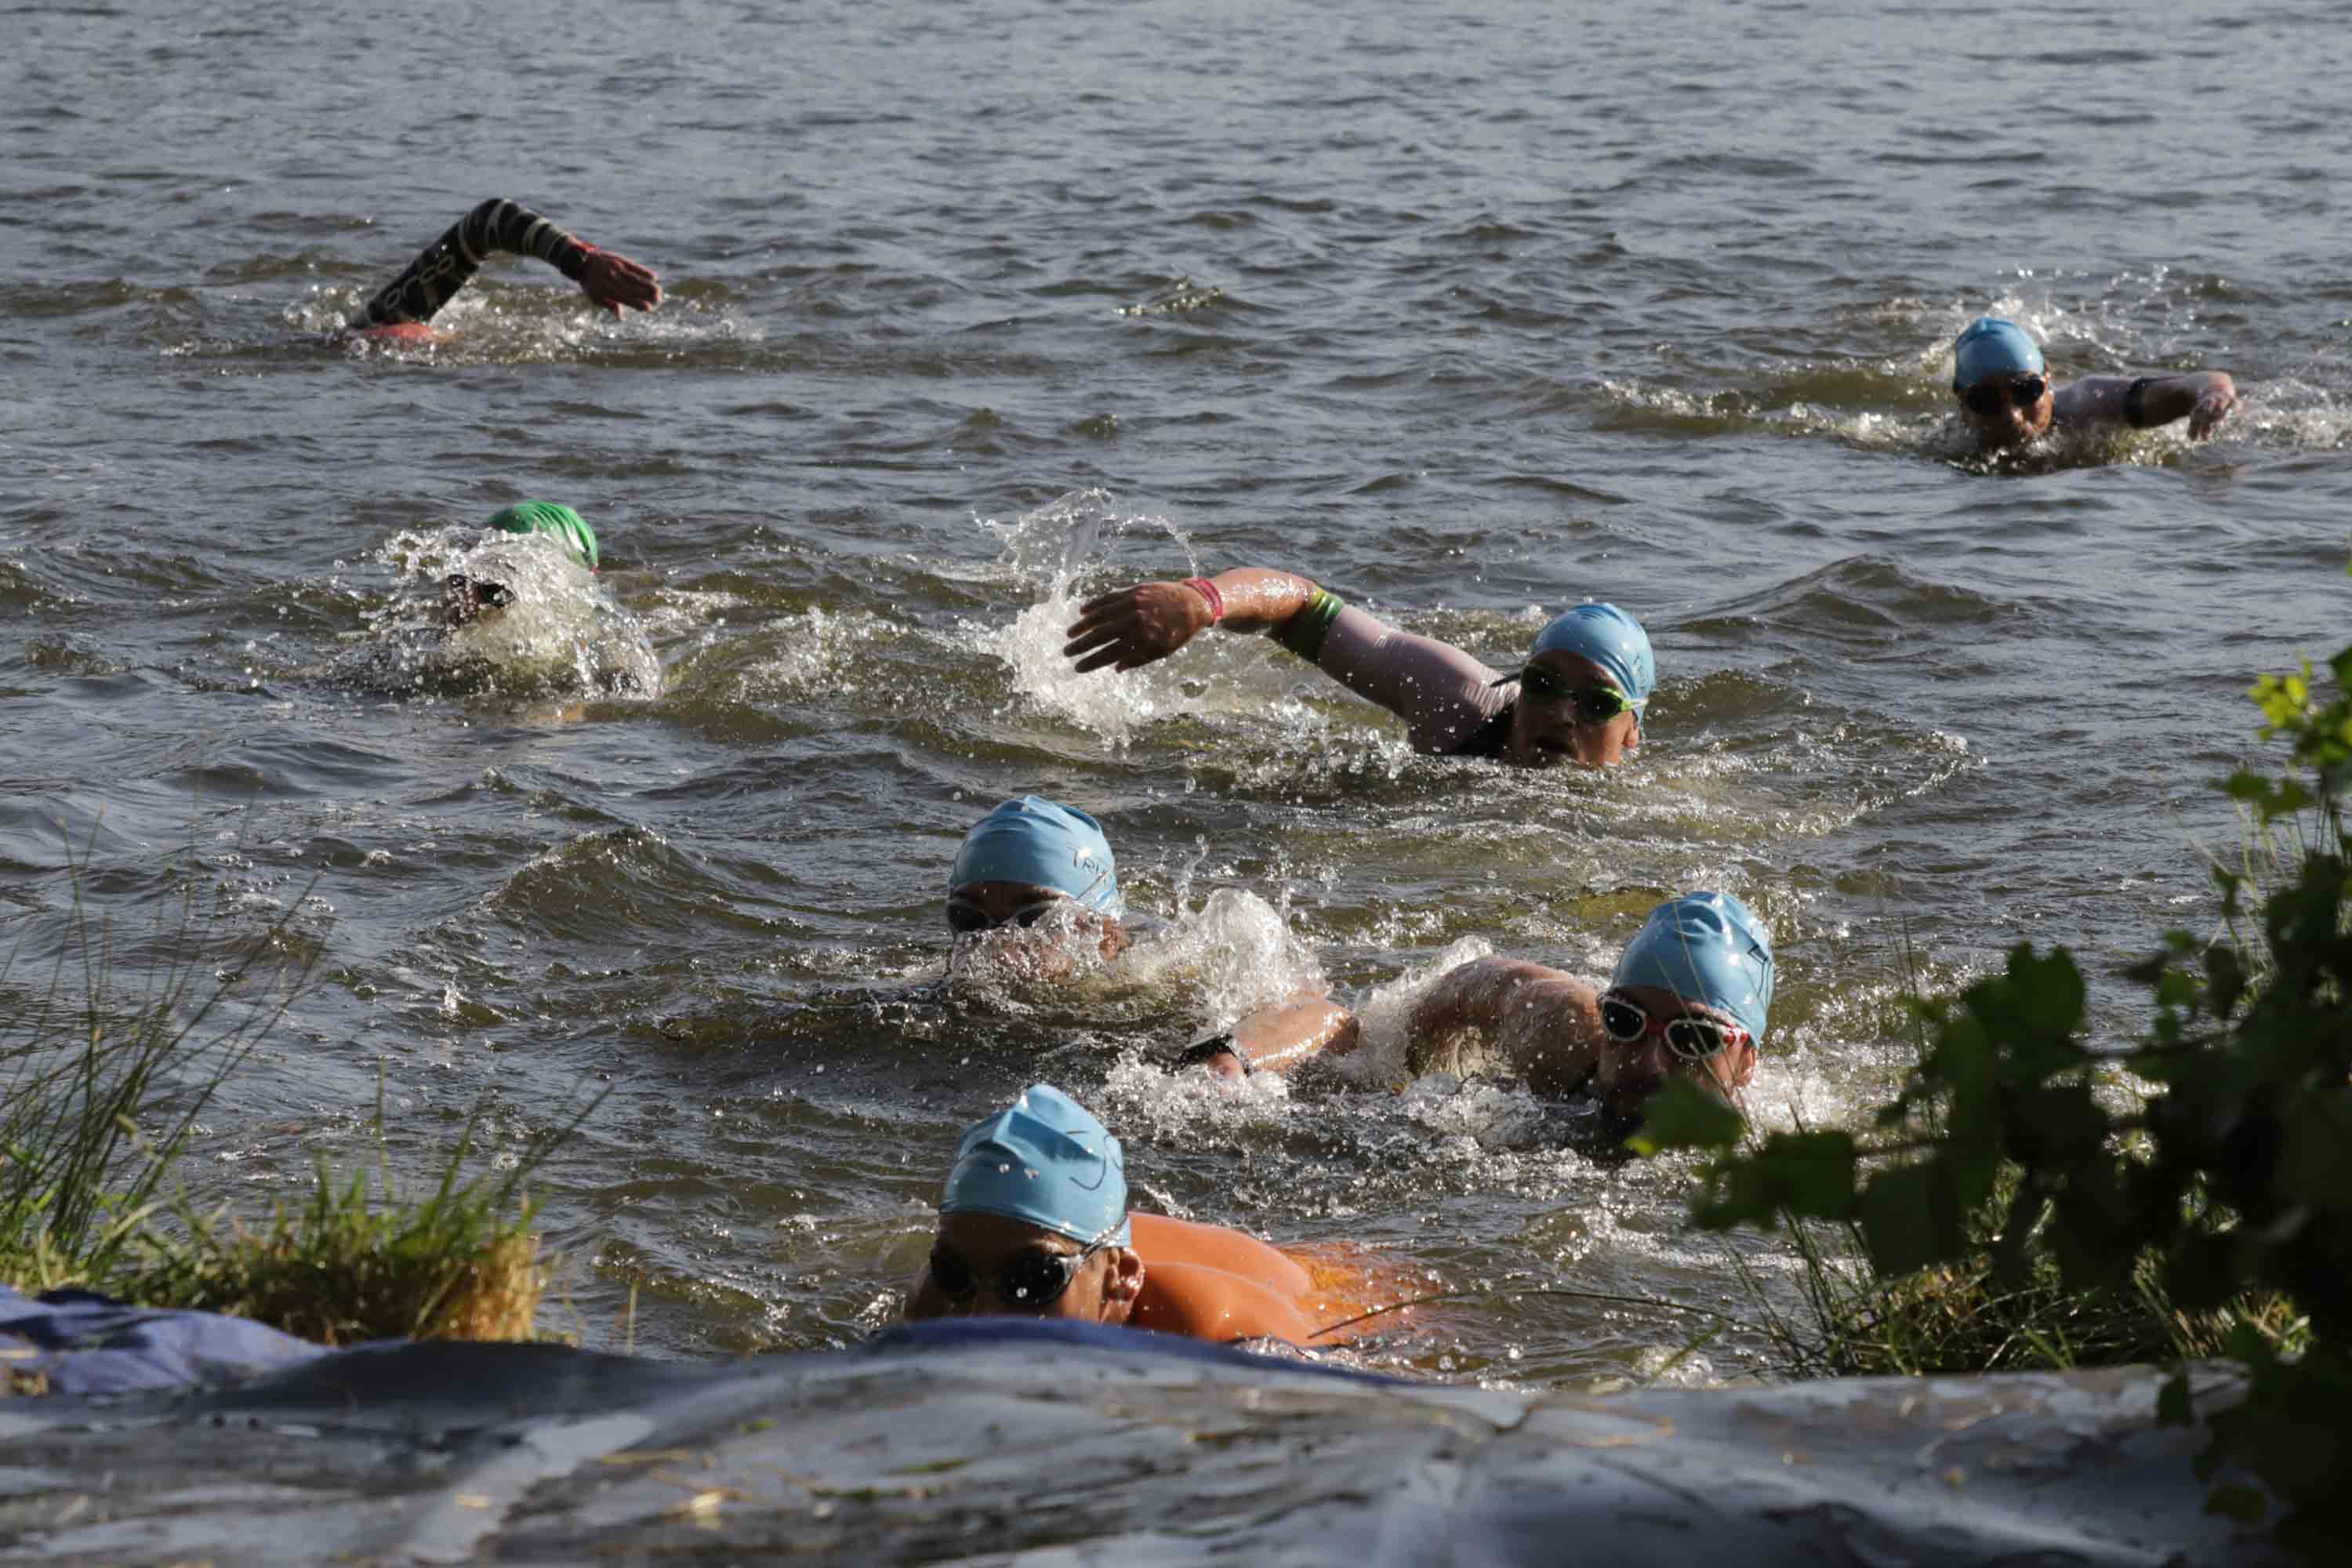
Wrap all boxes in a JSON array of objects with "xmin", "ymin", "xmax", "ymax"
[
  {"xmin": 582, "ymin": 250, "xmax": 664, "ymax": 316},
  {"xmin": 2189, "ymin": 387, "xmax": 2236, "ymax": 440},
  {"xmin": 1072, "ymin": 585, "xmax": 1146, "ymax": 624},
  {"xmin": 1064, "ymin": 624, "xmax": 1129, "ymax": 672},
  {"xmin": 1064, "ymin": 583, "xmax": 1203, "ymax": 672}
]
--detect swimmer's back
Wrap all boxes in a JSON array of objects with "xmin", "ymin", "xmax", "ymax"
[{"xmin": 1127, "ymin": 1213, "xmax": 1318, "ymax": 1343}]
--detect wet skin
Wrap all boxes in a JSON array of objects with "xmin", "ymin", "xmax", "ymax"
[
  {"xmin": 1505, "ymin": 649, "xmax": 1642, "ymax": 769},
  {"xmin": 1406, "ymin": 960, "xmax": 1757, "ymax": 1128},
  {"xmin": 1958, "ymin": 374, "xmax": 2056, "ymax": 452},
  {"xmin": 946, "ymin": 880, "xmax": 1127, "ymax": 960},
  {"xmin": 904, "ymin": 1210, "xmax": 1142, "ymax": 1324},
  {"xmin": 1591, "ymin": 981, "xmax": 1758, "ymax": 1123}
]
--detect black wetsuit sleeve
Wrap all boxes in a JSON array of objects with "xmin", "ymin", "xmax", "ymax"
[{"xmin": 354, "ymin": 198, "xmax": 593, "ymax": 328}]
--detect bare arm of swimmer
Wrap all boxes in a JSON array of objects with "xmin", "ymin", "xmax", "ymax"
[
  {"xmin": 1406, "ymin": 956, "xmax": 1606, "ymax": 1098},
  {"xmin": 2054, "ymin": 371, "xmax": 2238, "ymax": 440},
  {"xmin": 1189, "ymin": 995, "xmax": 1359, "ymax": 1081},
  {"xmin": 1064, "ymin": 568, "xmax": 1508, "ymax": 755}
]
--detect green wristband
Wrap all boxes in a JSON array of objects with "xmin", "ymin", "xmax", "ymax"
[{"xmin": 1273, "ymin": 590, "xmax": 1344, "ymax": 662}]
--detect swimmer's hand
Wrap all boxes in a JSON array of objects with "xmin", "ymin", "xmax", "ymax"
[
  {"xmin": 2189, "ymin": 374, "xmax": 2238, "ymax": 440},
  {"xmin": 1064, "ymin": 582, "xmax": 1212, "ymax": 673},
  {"xmin": 579, "ymin": 248, "xmax": 662, "ymax": 317}
]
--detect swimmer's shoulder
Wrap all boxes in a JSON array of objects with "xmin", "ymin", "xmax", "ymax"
[
  {"xmin": 1131, "ymin": 1258, "xmax": 1317, "ymax": 1345},
  {"xmin": 2053, "ymin": 375, "xmax": 2135, "ymax": 430}
]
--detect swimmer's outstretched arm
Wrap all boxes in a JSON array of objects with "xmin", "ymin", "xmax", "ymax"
[
  {"xmin": 1188, "ymin": 996, "xmax": 1359, "ymax": 1080},
  {"xmin": 1407, "ymin": 956, "xmax": 1604, "ymax": 1098},
  {"xmin": 2055, "ymin": 371, "xmax": 2238, "ymax": 440},
  {"xmin": 1065, "ymin": 568, "xmax": 1506, "ymax": 754},
  {"xmin": 351, "ymin": 198, "xmax": 662, "ymax": 329}
]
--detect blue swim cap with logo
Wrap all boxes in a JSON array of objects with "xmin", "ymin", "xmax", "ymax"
[
  {"xmin": 1951, "ymin": 318, "xmax": 2045, "ymax": 391},
  {"xmin": 1612, "ymin": 891, "xmax": 1775, "ymax": 1043},
  {"xmin": 941, "ymin": 1083, "xmax": 1131, "ymax": 1247},
  {"xmin": 949, "ymin": 797, "xmax": 1124, "ymax": 918},
  {"xmin": 1530, "ymin": 604, "xmax": 1656, "ymax": 713}
]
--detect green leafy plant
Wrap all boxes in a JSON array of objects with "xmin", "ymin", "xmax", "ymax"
[{"xmin": 1640, "ymin": 560, "xmax": 2352, "ymax": 1556}]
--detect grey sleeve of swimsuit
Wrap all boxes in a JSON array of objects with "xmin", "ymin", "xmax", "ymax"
[{"xmin": 1312, "ymin": 604, "xmax": 1514, "ymax": 755}]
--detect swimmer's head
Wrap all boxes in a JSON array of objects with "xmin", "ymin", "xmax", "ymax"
[
  {"xmin": 1951, "ymin": 318, "xmax": 2053, "ymax": 448},
  {"xmin": 948, "ymin": 797, "xmax": 1125, "ymax": 927},
  {"xmin": 939, "ymin": 1083, "xmax": 1131, "ymax": 1246},
  {"xmin": 1503, "ymin": 604, "xmax": 1653, "ymax": 770},
  {"xmin": 440, "ymin": 573, "xmax": 516, "ymax": 628},
  {"xmin": 1594, "ymin": 892, "xmax": 1772, "ymax": 1121},
  {"xmin": 911, "ymin": 1083, "xmax": 1144, "ymax": 1323},
  {"xmin": 488, "ymin": 502, "xmax": 600, "ymax": 572}
]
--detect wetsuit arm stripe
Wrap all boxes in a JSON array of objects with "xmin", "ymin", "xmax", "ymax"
[{"xmin": 357, "ymin": 198, "xmax": 590, "ymax": 328}]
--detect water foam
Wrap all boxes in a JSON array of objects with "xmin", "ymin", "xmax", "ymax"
[{"xmin": 333, "ymin": 526, "xmax": 662, "ymax": 700}]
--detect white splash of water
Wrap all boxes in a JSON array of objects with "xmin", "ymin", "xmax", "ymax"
[{"xmin": 339, "ymin": 526, "xmax": 661, "ymax": 699}]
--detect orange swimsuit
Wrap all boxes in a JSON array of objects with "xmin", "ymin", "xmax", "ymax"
[{"xmin": 1123, "ymin": 1214, "xmax": 1406, "ymax": 1345}]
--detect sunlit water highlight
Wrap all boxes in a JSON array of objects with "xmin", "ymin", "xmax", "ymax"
[{"xmin": 3, "ymin": 0, "xmax": 2348, "ymax": 1388}]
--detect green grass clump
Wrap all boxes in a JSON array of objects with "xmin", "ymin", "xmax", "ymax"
[
  {"xmin": 2, "ymin": 836, "xmax": 562, "ymax": 1352},
  {"xmin": 1741, "ymin": 1200, "xmax": 2307, "ymax": 1381},
  {"xmin": 118, "ymin": 1127, "xmax": 549, "ymax": 1345}
]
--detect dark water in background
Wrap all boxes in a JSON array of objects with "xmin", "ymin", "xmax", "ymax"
[{"xmin": 3, "ymin": 0, "xmax": 2347, "ymax": 1381}]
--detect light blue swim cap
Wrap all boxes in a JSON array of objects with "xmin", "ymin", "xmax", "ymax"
[
  {"xmin": 941, "ymin": 1083, "xmax": 1131, "ymax": 1247},
  {"xmin": 1611, "ymin": 891, "xmax": 1775, "ymax": 1044},
  {"xmin": 1951, "ymin": 318, "xmax": 2045, "ymax": 390},
  {"xmin": 949, "ymin": 797, "xmax": 1124, "ymax": 918},
  {"xmin": 1530, "ymin": 604, "xmax": 1656, "ymax": 713}
]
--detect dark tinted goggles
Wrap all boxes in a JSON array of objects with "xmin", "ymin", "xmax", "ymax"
[
  {"xmin": 928, "ymin": 1234, "xmax": 1109, "ymax": 1308},
  {"xmin": 1599, "ymin": 995, "xmax": 1748, "ymax": 1064},
  {"xmin": 1961, "ymin": 376, "xmax": 2048, "ymax": 416},
  {"xmin": 945, "ymin": 895, "xmax": 1063, "ymax": 935}
]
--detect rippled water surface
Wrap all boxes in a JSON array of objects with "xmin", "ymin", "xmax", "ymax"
[{"xmin": 5, "ymin": 0, "xmax": 2347, "ymax": 1380}]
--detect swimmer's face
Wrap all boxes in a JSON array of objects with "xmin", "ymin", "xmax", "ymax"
[
  {"xmin": 1957, "ymin": 372, "xmax": 2054, "ymax": 450},
  {"xmin": 909, "ymin": 1211, "xmax": 1142, "ymax": 1324},
  {"xmin": 1506, "ymin": 651, "xmax": 1640, "ymax": 770},
  {"xmin": 441, "ymin": 574, "xmax": 515, "ymax": 629},
  {"xmin": 1592, "ymin": 982, "xmax": 1756, "ymax": 1124},
  {"xmin": 946, "ymin": 880, "xmax": 1127, "ymax": 961}
]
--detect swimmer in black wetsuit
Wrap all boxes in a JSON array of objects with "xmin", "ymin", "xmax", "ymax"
[{"xmin": 343, "ymin": 198, "xmax": 662, "ymax": 342}]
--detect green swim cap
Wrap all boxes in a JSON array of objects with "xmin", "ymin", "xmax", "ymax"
[{"xmin": 485, "ymin": 502, "xmax": 598, "ymax": 572}]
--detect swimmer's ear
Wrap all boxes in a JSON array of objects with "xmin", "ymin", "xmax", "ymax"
[
  {"xmin": 1100, "ymin": 1247, "xmax": 1145, "ymax": 1320},
  {"xmin": 1726, "ymin": 1035, "xmax": 1759, "ymax": 1089}
]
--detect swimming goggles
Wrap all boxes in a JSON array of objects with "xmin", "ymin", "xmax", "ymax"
[
  {"xmin": 441, "ymin": 573, "xmax": 516, "ymax": 626},
  {"xmin": 927, "ymin": 1228, "xmax": 1118, "ymax": 1308},
  {"xmin": 1599, "ymin": 994, "xmax": 1750, "ymax": 1064},
  {"xmin": 945, "ymin": 895, "xmax": 1065, "ymax": 935},
  {"xmin": 945, "ymin": 864, "xmax": 1114, "ymax": 935},
  {"xmin": 1961, "ymin": 375, "xmax": 2049, "ymax": 416},
  {"xmin": 1512, "ymin": 666, "xmax": 1633, "ymax": 724}
]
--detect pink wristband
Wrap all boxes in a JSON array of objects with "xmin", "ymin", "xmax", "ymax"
[{"xmin": 1180, "ymin": 576, "xmax": 1225, "ymax": 622}]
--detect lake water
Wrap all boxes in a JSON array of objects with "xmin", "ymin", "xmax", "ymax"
[{"xmin": 4, "ymin": 0, "xmax": 2347, "ymax": 1382}]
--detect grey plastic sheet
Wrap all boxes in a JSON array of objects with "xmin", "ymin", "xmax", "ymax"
[{"xmin": 0, "ymin": 1319, "xmax": 2285, "ymax": 1564}]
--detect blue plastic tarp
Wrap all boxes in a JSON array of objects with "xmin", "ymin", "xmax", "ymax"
[{"xmin": 0, "ymin": 1285, "xmax": 325, "ymax": 1396}]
